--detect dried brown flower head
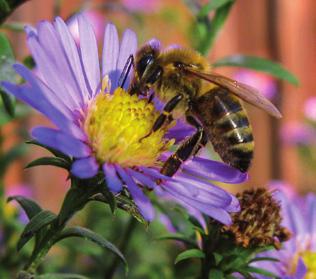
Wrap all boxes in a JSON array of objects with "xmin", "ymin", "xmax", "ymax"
[{"xmin": 223, "ymin": 188, "xmax": 291, "ymax": 248}]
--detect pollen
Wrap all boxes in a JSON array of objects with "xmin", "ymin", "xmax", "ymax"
[
  {"xmin": 302, "ymin": 251, "xmax": 316, "ymax": 278},
  {"xmin": 84, "ymin": 87, "xmax": 173, "ymax": 167}
]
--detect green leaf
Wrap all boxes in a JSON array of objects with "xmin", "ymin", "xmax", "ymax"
[
  {"xmin": 213, "ymin": 55, "xmax": 299, "ymax": 86},
  {"xmin": 0, "ymin": 87, "xmax": 15, "ymax": 116},
  {"xmin": 26, "ymin": 140, "xmax": 71, "ymax": 162},
  {"xmin": 196, "ymin": 1, "xmax": 234, "ymax": 54},
  {"xmin": 249, "ymin": 256, "xmax": 279, "ymax": 263},
  {"xmin": 157, "ymin": 233, "xmax": 197, "ymax": 247},
  {"xmin": 55, "ymin": 226, "xmax": 127, "ymax": 268},
  {"xmin": 100, "ymin": 184, "xmax": 117, "ymax": 213},
  {"xmin": 18, "ymin": 210, "xmax": 57, "ymax": 251},
  {"xmin": 174, "ymin": 249, "xmax": 205, "ymax": 264},
  {"xmin": 209, "ymin": 269, "xmax": 224, "ymax": 279},
  {"xmin": 198, "ymin": 0, "xmax": 234, "ymax": 17},
  {"xmin": 25, "ymin": 157, "xmax": 70, "ymax": 170},
  {"xmin": 23, "ymin": 55, "xmax": 36, "ymax": 69},
  {"xmin": 0, "ymin": 32, "xmax": 16, "ymax": 117},
  {"xmin": 0, "ymin": 0, "xmax": 30, "ymax": 24},
  {"xmin": 36, "ymin": 273, "xmax": 89, "ymax": 279},
  {"xmin": 58, "ymin": 185, "xmax": 99, "ymax": 225},
  {"xmin": 240, "ymin": 266, "xmax": 278, "ymax": 278},
  {"xmin": 0, "ymin": 144, "xmax": 27, "ymax": 177},
  {"xmin": 0, "ymin": 32, "xmax": 14, "ymax": 58},
  {"xmin": 213, "ymin": 252, "xmax": 224, "ymax": 265},
  {"xmin": 7, "ymin": 195, "xmax": 42, "ymax": 219}
]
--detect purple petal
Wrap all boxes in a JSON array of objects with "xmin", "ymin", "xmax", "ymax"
[
  {"xmin": 139, "ymin": 166, "xmax": 175, "ymax": 181},
  {"xmin": 1, "ymin": 77, "xmax": 85, "ymax": 141},
  {"xmin": 102, "ymin": 23, "xmax": 119, "ymax": 88},
  {"xmin": 164, "ymin": 178, "xmax": 231, "ymax": 208},
  {"xmin": 24, "ymin": 25, "xmax": 37, "ymax": 36},
  {"xmin": 27, "ymin": 34, "xmax": 82, "ymax": 111},
  {"xmin": 294, "ymin": 258, "xmax": 307, "ymax": 279},
  {"xmin": 116, "ymin": 165, "xmax": 155, "ymax": 221},
  {"xmin": 36, "ymin": 21, "xmax": 86, "ymax": 107},
  {"xmin": 183, "ymin": 157, "xmax": 248, "ymax": 184},
  {"xmin": 147, "ymin": 38, "xmax": 161, "ymax": 50},
  {"xmin": 163, "ymin": 183, "xmax": 232, "ymax": 225},
  {"xmin": 78, "ymin": 14, "xmax": 100, "ymax": 96},
  {"xmin": 127, "ymin": 169, "xmax": 156, "ymax": 189},
  {"xmin": 31, "ymin": 126, "xmax": 91, "ymax": 158},
  {"xmin": 54, "ymin": 17, "xmax": 90, "ymax": 101},
  {"xmin": 103, "ymin": 164, "xmax": 123, "ymax": 193},
  {"xmin": 226, "ymin": 194, "xmax": 240, "ymax": 213},
  {"xmin": 71, "ymin": 157, "xmax": 99, "ymax": 179},
  {"xmin": 116, "ymin": 29, "xmax": 137, "ymax": 89}
]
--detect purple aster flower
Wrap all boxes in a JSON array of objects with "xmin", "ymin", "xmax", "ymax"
[
  {"xmin": 304, "ymin": 97, "xmax": 316, "ymax": 122},
  {"xmin": 1, "ymin": 15, "xmax": 246, "ymax": 224},
  {"xmin": 281, "ymin": 122, "xmax": 316, "ymax": 145},
  {"xmin": 253, "ymin": 185, "xmax": 316, "ymax": 278},
  {"xmin": 121, "ymin": 0, "xmax": 161, "ymax": 13}
]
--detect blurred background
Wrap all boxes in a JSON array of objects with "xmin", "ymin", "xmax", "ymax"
[{"xmin": 1, "ymin": 0, "xmax": 316, "ymax": 278}]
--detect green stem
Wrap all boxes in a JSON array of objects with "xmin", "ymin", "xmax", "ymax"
[{"xmin": 104, "ymin": 217, "xmax": 137, "ymax": 279}]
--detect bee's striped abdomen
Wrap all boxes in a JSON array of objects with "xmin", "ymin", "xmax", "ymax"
[{"xmin": 193, "ymin": 87, "xmax": 254, "ymax": 172}]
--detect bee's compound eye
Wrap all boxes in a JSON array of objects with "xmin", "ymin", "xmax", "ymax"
[{"xmin": 137, "ymin": 54, "xmax": 154, "ymax": 77}]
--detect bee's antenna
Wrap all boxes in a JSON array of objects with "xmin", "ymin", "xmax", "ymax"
[{"xmin": 118, "ymin": 54, "xmax": 134, "ymax": 88}]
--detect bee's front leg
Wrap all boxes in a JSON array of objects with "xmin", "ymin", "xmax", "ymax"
[{"xmin": 139, "ymin": 94, "xmax": 183, "ymax": 141}]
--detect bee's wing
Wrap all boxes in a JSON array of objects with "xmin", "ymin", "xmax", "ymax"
[{"xmin": 185, "ymin": 68, "xmax": 282, "ymax": 118}]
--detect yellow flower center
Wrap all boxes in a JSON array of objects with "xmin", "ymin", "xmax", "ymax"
[
  {"xmin": 302, "ymin": 251, "xmax": 316, "ymax": 278},
  {"xmin": 84, "ymin": 87, "xmax": 173, "ymax": 167}
]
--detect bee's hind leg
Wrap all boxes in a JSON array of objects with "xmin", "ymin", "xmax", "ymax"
[
  {"xmin": 160, "ymin": 115, "xmax": 207, "ymax": 177},
  {"xmin": 140, "ymin": 94, "xmax": 183, "ymax": 141}
]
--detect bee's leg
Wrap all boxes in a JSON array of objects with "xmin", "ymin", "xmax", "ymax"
[
  {"xmin": 118, "ymin": 54, "xmax": 134, "ymax": 88},
  {"xmin": 186, "ymin": 115, "xmax": 208, "ymax": 156},
  {"xmin": 140, "ymin": 94, "xmax": 183, "ymax": 141},
  {"xmin": 160, "ymin": 115, "xmax": 205, "ymax": 177}
]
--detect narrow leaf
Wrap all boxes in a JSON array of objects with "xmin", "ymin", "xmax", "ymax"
[
  {"xmin": 198, "ymin": 0, "xmax": 234, "ymax": 17},
  {"xmin": 100, "ymin": 185, "xmax": 117, "ymax": 213},
  {"xmin": 0, "ymin": 88, "xmax": 15, "ymax": 116},
  {"xmin": 0, "ymin": 144, "xmax": 27, "ymax": 177},
  {"xmin": 0, "ymin": 0, "xmax": 30, "ymax": 24},
  {"xmin": 175, "ymin": 249, "xmax": 205, "ymax": 264},
  {"xmin": 26, "ymin": 140, "xmax": 71, "ymax": 161},
  {"xmin": 18, "ymin": 210, "xmax": 57, "ymax": 251},
  {"xmin": 0, "ymin": 32, "xmax": 14, "ymax": 58},
  {"xmin": 55, "ymin": 226, "xmax": 127, "ymax": 267},
  {"xmin": 7, "ymin": 195, "xmax": 42, "ymax": 219},
  {"xmin": 209, "ymin": 269, "xmax": 224, "ymax": 279},
  {"xmin": 36, "ymin": 273, "xmax": 89, "ymax": 279},
  {"xmin": 249, "ymin": 256, "xmax": 279, "ymax": 263},
  {"xmin": 157, "ymin": 233, "xmax": 197, "ymax": 247},
  {"xmin": 25, "ymin": 157, "xmax": 70, "ymax": 170},
  {"xmin": 58, "ymin": 186, "xmax": 99, "ymax": 225},
  {"xmin": 241, "ymin": 266, "xmax": 278, "ymax": 278},
  {"xmin": 197, "ymin": 1, "xmax": 234, "ymax": 54},
  {"xmin": 213, "ymin": 55, "xmax": 299, "ymax": 86}
]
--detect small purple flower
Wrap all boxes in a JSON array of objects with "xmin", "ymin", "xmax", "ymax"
[
  {"xmin": 304, "ymin": 97, "xmax": 316, "ymax": 122},
  {"xmin": 281, "ymin": 122, "xmax": 316, "ymax": 145},
  {"xmin": 253, "ymin": 184, "xmax": 316, "ymax": 278},
  {"xmin": 233, "ymin": 70, "xmax": 277, "ymax": 101},
  {"xmin": 1, "ymin": 15, "xmax": 246, "ymax": 224},
  {"xmin": 121, "ymin": 0, "xmax": 160, "ymax": 13}
]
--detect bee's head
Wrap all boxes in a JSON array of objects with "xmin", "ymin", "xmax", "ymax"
[{"xmin": 131, "ymin": 41, "xmax": 163, "ymax": 96}]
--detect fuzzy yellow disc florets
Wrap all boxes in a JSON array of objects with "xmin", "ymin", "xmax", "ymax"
[
  {"xmin": 84, "ymin": 88, "xmax": 173, "ymax": 167},
  {"xmin": 302, "ymin": 251, "xmax": 316, "ymax": 278}
]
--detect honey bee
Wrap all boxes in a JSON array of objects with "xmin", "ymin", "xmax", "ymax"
[{"xmin": 123, "ymin": 42, "xmax": 281, "ymax": 175}]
